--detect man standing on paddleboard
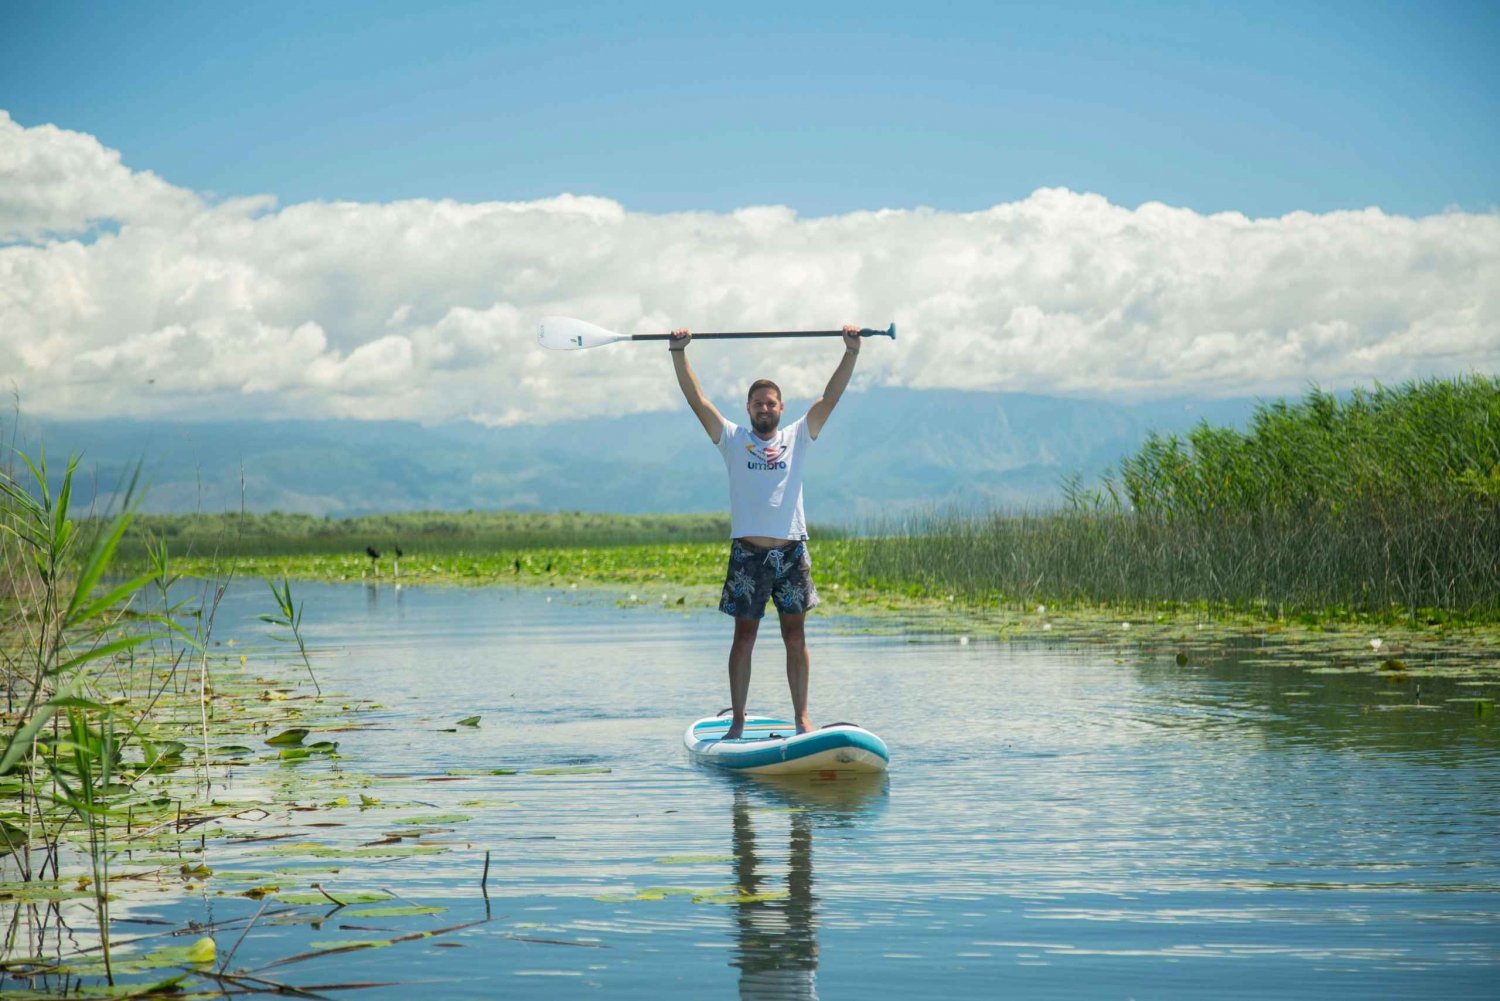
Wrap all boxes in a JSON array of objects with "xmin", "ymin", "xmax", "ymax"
[{"xmin": 669, "ymin": 325, "xmax": 863, "ymax": 738}]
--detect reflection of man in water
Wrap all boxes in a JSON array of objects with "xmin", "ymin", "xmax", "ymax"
[{"xmin": 731, "ymin": 787, "xmax": 819, "ymax": 1000}]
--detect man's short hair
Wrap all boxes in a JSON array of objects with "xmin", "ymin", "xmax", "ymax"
[{"xmin": 747, "ymin": 379, "xmax": 782, "ymax": 403}]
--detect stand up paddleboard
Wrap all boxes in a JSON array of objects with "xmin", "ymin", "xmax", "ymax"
[{"xmin": 684, "ymin": 714, "xmax": 889, "ymax": 775}]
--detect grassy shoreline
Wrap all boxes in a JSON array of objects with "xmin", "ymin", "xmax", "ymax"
[{"xmin": 158, "ymin": 539, "xmax": 1500, "ymax": 648}]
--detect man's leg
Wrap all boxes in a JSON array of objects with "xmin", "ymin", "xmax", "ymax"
[
  {"xmin": 779, "ymin": 612, "xmax": 813, "ymax": 734},
  {"xmin": 727, "ymin": 616, "xmax": 758, "ymax": 739}
]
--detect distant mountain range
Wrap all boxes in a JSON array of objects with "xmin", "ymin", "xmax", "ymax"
[{"xmin": 7, "ymin": 388, "xmax": 1260, "ymax": 522}]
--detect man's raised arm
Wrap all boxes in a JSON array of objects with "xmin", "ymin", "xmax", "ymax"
[
  {"xmin": 806, "ymin": 325, "xmax": 861, "ymax": 439},
  {"xmin": 670, "ymin": 329, "xmax": 724, "ymax": 443}
]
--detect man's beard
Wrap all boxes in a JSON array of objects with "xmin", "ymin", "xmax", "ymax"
[{"xmin": 751, "ymin": 413, "xmax": 781, "ymax": 434}]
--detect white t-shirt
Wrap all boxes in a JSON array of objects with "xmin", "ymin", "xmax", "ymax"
[{"xmin": 716, "ymin": 416, "xmax": 813, "ymax": 540}]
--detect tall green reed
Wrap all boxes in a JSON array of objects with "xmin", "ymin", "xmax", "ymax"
[
  {"xmin": 853, "ymin": 377, "xmax": 1500, "ymax": 622},
  {"xmin": 260, "ymin": 576, "xmax": 320, "ymax": 695},
  {"xmin": 0, "ymin": 448, "xmax": 192, "ymax": 983}
]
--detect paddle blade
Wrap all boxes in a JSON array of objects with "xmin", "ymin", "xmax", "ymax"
[{"xmin": 537, "ymin": 316, "xmax": 629, "ymax": 350}]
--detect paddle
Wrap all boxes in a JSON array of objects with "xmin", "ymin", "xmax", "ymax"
[{"xmin": 538, "ymin": 316, "xmax": 897, "ymax": 351}]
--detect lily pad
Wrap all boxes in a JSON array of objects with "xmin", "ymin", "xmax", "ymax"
[
  {"xmin": 265, "ymin": 728, "xmax": 310, "ymax": 747},
  {"xmin": 391, "ymin": 814, "xmax": 472, "ymax": 826},
  {"xmin": 306, "ymin": 939, "xmax": 388, "ymax": 951},
  {"xmin": 274, "ymin": 889, "xmax": 395, "ymax": 905},
  {"xmin": 692, "ymin": 888, "xmax": 791, "ymax": 905},
  {"xmin": 0, "ymin": 879, "xmax": 98, "ymax": 902},
  {"xmin": 593, "ymin": 886, "xmax": 700, "ymax": 903},
  {"xmin": 262, "ymin": 842, "xmax": 448, "ymax": 859},
  {"xmin": 342, "ymin": 904, "xmax": 447, "ymax": 918}
]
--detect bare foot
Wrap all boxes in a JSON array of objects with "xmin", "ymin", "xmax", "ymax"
[
  {"xmin": 724, "ymin": 719, "xmax": 745, "ymax": 740},
  {"xmin": 795, "ymin": 716, "xmax": 815, "ymax": 735}
]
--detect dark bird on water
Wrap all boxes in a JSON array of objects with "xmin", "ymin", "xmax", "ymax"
[
  {"xmin": 366, "ymin": 546, "xmax": 381, "ymax": 560},
  {"xmin": 395, "ymin": 546, "xmax": 404, "ymax": 559}
]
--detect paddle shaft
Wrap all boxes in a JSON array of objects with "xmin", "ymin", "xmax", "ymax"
[{"xmin": 640, "ymin": 325, "xmax": 894, "ymax": 342}]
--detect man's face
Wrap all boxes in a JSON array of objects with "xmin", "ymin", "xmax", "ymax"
[{"xmin": 747, "ymin": 387, "xmax": 784, "ymax": 435}]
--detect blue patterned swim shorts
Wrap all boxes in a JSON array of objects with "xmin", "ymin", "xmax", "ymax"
[{"xmin": 718, "ymin": 539, "xmax": 820, "ymax": 620}]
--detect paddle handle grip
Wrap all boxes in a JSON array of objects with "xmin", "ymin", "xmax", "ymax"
[{"xmin": 641, "ymin": 324, "xmax": 896, "ymax": 342}]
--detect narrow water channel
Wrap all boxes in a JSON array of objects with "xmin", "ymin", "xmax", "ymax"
[{"xmin": 9, "ymin": 581, "xmax": 1499, "ymax": 998}]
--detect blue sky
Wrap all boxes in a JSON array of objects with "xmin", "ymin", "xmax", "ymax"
[
  {"xmin": 3, "ymin": 0, "xmax": 1496, "ymax": 218},
  {"xmin": 1, "ymin": 1, "xmax": 1496, "ymax": 426}
]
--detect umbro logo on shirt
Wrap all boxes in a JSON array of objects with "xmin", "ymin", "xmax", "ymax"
[{"xmin": 743, "ymin": 440, "xmax": 789, "ymax": 471}]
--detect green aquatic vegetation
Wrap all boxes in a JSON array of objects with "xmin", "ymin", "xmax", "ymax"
[
  {"xmin": 126, "ymin": 384, "xmax": 1500, "ymax": 627},
  {"xmin": 2, "ymin": 443, "xmax": 458, "ymax": 992},
  {"xmin": 306, "ymin": 939, "xmax": 389, "ymax": 951},
  {"xmin": 260, "ymin": 842, "xmax": 449, "ymax": 859},
  {"xmin": 594, "ymin": 886, "xmax": 700, "ymax": 903},
  {"xmin": 259, "ymin": 576, "xmax": 321, "ymax": 694},
  {"xmin": 0, "ymin": 975, "xmax": 192, "ymax": 1000},
  {"xmin": 596, "ymin": 884, "xmax": 793, "ymax": 905},
  {"xmin": 118, "ymin": 509, "xmax": 736, "ymax": 561},
  {"xmin": 342, "ymin": 904, "xmax": 447, "ymax": 918},
  {"xmin": 0, "ymin": 879, "xmax": 100, "ymax": 902},
  {"xmin": 272, "ymin": 889, "xmax": 395, "ymax": 905},
  {"xmin": 692, "ymin": 887, "xmax": 791, "ymax": 905},
  {"xmin": 0, "ymin": 449, "xmax": 184, "ymax": 982}
]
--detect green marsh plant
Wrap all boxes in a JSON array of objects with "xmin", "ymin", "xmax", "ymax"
[
  {"xmin": 0, "ymin": 447, "xmax": 208, "ymax": 984},
  {"xmin": 260, "ymin": 576, "xmax": 320, "ymax": 695},
  {"xmin": 855, "ymin": 377, "xmax": 1500, "ymax": 623}
]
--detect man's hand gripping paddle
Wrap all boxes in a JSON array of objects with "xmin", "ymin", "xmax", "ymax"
[{"xmin": 538, "ymin": 316, "xmax": 896, "ymax": 350}]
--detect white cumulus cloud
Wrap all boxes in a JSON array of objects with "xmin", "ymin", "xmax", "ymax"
[{"xmin": 1, "ymin": 112, "xmax": 1496, "ymax": 425}]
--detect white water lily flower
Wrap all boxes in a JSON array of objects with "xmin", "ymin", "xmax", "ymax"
[
  {"xmin": 1121, "ymin": 622, "xmax": 1131, "ymax": 630},
  {"xmin": 1370, "ymin": 638, "xmax": 1383, "ymax": 650},
  {"xmin": 1042, "ymin": 622, "xmax": 1053, "ymax": 631},
  {"xmin": 959, "ymin": 636, "xmax": 969, "ymax": 645},
  {"xmin": 1036, "ymin": 605, "xmax": 1046, "ymax": 614}
]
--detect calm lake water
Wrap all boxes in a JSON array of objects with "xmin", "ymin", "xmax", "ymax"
[{"xmin": 15, "ymin": 581, "xmax": 1500, "ymax": 998}]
